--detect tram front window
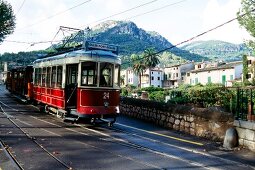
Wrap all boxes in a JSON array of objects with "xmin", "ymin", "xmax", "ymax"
[
  {"xmin": 81, "ymin": 62, "xmax": 97, "ymax": 86},
  {"xmin": 100, "ymin": 62, "xmax": 113, "ymax": 87}
]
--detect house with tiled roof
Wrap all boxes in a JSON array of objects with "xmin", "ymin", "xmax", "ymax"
[{"xmin": 185, "ymin": 61, "xmax": 243, "ymax": 86}]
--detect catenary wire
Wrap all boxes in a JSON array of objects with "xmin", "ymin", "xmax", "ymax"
[
  {"xmin": 15, "ymin": 0, "xmax": 26, "ymax": 15},
  {"xmin": 125, "ymin": 0, "xmax": 187, "ymax": 20},
  {"xmin": 80, "ymin": 0, "xmax": 160, "ymax": 28},
  {"xmin": 121, "ymin": 8, "xmax": 255, "ymax": 66},
  {"xmin": 17, "ymin": 0, "xmax": 92, "ymax": 31}
]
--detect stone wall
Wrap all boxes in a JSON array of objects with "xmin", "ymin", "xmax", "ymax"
[
  {"xmin": 234, "ymin": 120, "xmax": 255, "ymax": 151},
  {"xmin": 120, "ymin": 99, "xmax": 234, "ymax": 141}
]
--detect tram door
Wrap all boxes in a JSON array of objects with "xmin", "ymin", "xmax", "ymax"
[{"xmin": 65, "ymin": 64, "xmax": 78, "ymax": 108}]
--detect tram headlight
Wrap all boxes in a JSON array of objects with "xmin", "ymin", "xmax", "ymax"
[{"xmin": 115, "ymin": 106, "xmax": 120, "ymax": 113}]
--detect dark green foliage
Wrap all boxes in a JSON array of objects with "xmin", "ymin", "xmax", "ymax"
[
  {"xmin": 237, "ymin": 0, "xmax": 255, "ymax": 52},
  {"xmin": 242, "ymin": 54, "xmax": 250, "ymax": 85},
  {"xmin": 148, "ymin": 91, "xmax": 165, "ymax": 102},
  {"xmin": 168, "ymin": 84, "xmax": 234, "ymax": 111},
  {"xmin": 121, "ymin": 96, "xmax": 167, "ymax": 111},
  {"xmin": 0, "ymin": 0, "xmax": 15, "ymax": 42},
  {"xmin": 140, "ymin": 86, "xmax": 163, "ymax": 93}
]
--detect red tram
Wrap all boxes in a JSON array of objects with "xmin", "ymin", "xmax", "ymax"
[{"xmin": 6, "ymin": 41, "xmax": 121, "ymax": 125}]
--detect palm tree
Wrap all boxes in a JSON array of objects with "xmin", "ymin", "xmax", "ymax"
[
  {"xmin": 142, "ymin": 48, "xmax": 160, "ymax": 86},
  {"xmin": 131, "ymin": 54, "xmax": 146, "ymax": 88},
  {"xmin": 133, "ymin": 62, "xmax": 146, "ymax": 88}
]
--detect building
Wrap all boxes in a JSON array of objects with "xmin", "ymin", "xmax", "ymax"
[
  {"xmin": 163, "ymin": 62, "xmax": 194, "ymax": 88},
  {"xmin": 246, "ymin": 56, "xmax": 255, "ymax": 82},
  {"xmin": 120, "ymin": 67, "xmax": 139, "ymax": 87},
  {"xmin": 185, "ymin": 61, "xmax": 243, "ymax": 86},
  {"xmin": 141, "ymin": 68, "xmax": 163, "ymax": 88}
]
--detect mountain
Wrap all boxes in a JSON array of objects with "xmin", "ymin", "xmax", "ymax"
[
  {"xmin": 181, "ymin": 40, "xmax": 251, "ymax": 61},
  {"xmin": 89, "ymin": 21, "xmax": 205, "ymax": 61}
]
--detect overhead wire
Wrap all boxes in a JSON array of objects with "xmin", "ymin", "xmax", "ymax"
[
  {"xmin": 17, "ymin": 0, "xmax": 92, "ymax": 31},
  {"xmin": 80, "ymin": 0, "xmax": 160, "ymax": 28},
  {"xmin": 15, "ymin": 0, "xmax": 26, "ymax": 15},
  {"xmin": 121, "ymin": 8, "xmax": 255, "ymax": 66},
  {"xmin": 125, "ymin": 0, "xmax": 187, "ymax": 20}
]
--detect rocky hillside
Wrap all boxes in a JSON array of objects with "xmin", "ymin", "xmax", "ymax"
[
  {"xmin": 55, "ymin": 20, "xmax": 206, "ymax": 62},
  {"xmin": 181, "ymin": 40, "xmax": 251, "ymax": 61}
]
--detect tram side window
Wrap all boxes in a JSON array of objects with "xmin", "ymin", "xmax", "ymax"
[
  {"xmin": 42, "ymin": 67, "xmax": 46, "ymax": 87},
  {"xmin": 57, "ymin": 66, "xmax": 62, "ymax": 87},
  {"xmin": 100, "ymin": 62, "xmax": 113, "ymax": 87},
  {"xmin": 46, "ymin": 67, "xmax": 51, "ymax": 87},
  {"xmin": 37, "ymin": 68, "xmax": 41, "ymax": 86},
  {"xmin": 34, "ymin": 68, "xmax": 38, "ymax": 86},
  {"xmin": 114, "ymin": 64, "xmax": 120, "ymax": 87},
  {"xmin": 81, "ymin": 62, "xmax": 97, "ymax": 86},
  {"xmin": 51, "ymin": 66, "xmax": 56, "ymax": 87}
]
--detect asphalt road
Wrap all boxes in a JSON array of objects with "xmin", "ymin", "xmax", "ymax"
[{"xmin": 0, "ymin": 85, "xmax": 254, "ymax": 170}]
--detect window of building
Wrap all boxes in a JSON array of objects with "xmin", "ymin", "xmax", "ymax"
[
  {"xmin": 81, "ymin": 62, "xmax": 97, "ymax": 86},
  {"xmin": 198, "ymin": 64, "xmax": 201, "ymax": 68},
  {"xmin": 230, "ymin": 75, "xmax": 233, "ymax": 80},
  {"xmin": 247, "ymin": 74, "xmax": 252, "ymax": 79},
  {"xmin": 195, "ymin": 78, "xmax": 198, "ymax": 84},
  {"xmin": 176, "ymin": 73, "xmax": 178, "ymax": 77},
  {"xmin": 187, "ymin": 73, "xmax": 190, "ymax": 77},
  {"xmin": 222, "ymin": 75, "xmax": 226, "ymax": 85},
  {"xmin": 248, "ymin": 60, "xmax": 252, "ymax": 65},
  {"xmin": 208, "ymin": 76, "xmax": 211, "ymax": 83},
  {"xmin": 151, "ymin": 76, "xmax": 154, "ymax": 80},
  {"xmin": 157, "ymin": 77, "xmax": 160, "ymax": 80}
]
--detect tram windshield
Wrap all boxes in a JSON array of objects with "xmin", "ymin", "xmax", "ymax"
[{"xmin": 100, "ymin": 62, "xmax": 113, "ymax": 87}]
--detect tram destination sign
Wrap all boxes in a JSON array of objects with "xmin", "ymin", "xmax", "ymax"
[{"xmin": 85, "ymin": 41, "xmax": 118, "ymax": 54}]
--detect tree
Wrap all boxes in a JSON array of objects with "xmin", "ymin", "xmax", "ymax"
[
  {"xmin": 0, "ymin": 0, "xmax": 15, "ymax": 42},
  {"xmin": 131, "ymin": 54, "xmax": 145, "ymax": 88},
  {"xmin": 142, "ymin": 48, "xmax": 160, "ymax": 86},
  {"xmin": 237, "ymin": 0, "xmax": 255, "ymax": 51}
]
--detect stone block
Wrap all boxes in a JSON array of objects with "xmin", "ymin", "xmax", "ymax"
[
  {"xmin": 180, "ymin": 120, "xmax": 185, "ymax": 126},
  {"xmin": 234, "ymin": 120, "xmax": 254, "ymax": 130},
  {"xmin": 169, "ymin": 117, "xmax": 175, "ymax": 123},
  {"xmin": 190, "ymin": 122, "xmax": 195, "ymax": 128},
  {"xmin": 175, "ymin": 119, "xmax": 180, "ymax": 125},
  {"xmin": 238, "ymin": 138, "xmax": 244, "ymax": 146},
  {"xmin": 190, "ymin": 116, "xmax": 195, "ymax": 122},
  {"xmin": 190, "ymin": 128, "xmax": 195, "ymax": 135},
  {"xmin": 185, "ymin": 122, "xmax": 190, "ymax": 128},
  {"xmin": 161, "ymin": 115, "xmax": 166, "ymax": 121},
  {"xmin": 180, "ymin": 125, "xmax": 185, "ymax": 131},
  {"xmin": 244, "ymin": 129, "xmax": 255, "ymax": 141},
  {"xmin": 167, "ymin": 123, "xmax": 173, "ymax": 129},
  {"xmin": 186, "ymin": 116, "xmax": 190, "ymax": 122},
  {"xmin": 235, "ymin": 127, "xmax": 245, "ymax": 139},
  {"xmin": 244, "ymin": 140, "xmax": 255, "ymax": 151}
]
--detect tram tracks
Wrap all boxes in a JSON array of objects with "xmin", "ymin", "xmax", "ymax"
[
  {"xmin": 0, "ymin": 99, "xmax": 205, "ymax": 169},
  {"xmin": 0, "ymin": 101, "xmax": 73, "ymax": 170},
  {"xmin": 0, "ymin": 99, "xmax": 254, "ymax": 170}
]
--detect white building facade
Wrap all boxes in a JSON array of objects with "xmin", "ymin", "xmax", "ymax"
[
  {"xmin": 120, "ymin": 67, "xmax": 139, "ymax": 87},
  {"xmin": 185, "ymin": 61, "xmax": 243, "ymax": 86},
  {"xmin": 141, "ymin": 68, "xmax": 163, "ymax": 88},
  {"xmin": 163, "ymin": 62, "xmax": 194, "ymax": 88}
]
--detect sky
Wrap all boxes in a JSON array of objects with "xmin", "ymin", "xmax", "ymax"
[{"xmin": 0, "ymin": 0, "xmax": 253, "ymax": 54}]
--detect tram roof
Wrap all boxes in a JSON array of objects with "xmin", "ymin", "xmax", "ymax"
[{"xmin": 33, "ymin": 49, "xmax": 120, "ymax": 64}]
